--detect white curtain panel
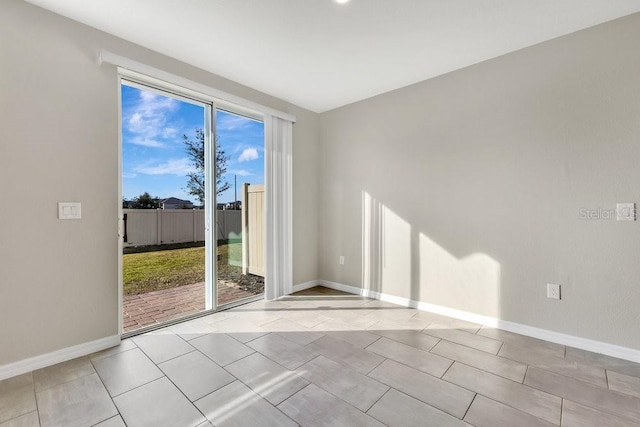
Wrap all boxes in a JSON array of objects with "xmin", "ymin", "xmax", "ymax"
[{"xmin": 264, "ymin": 115, "xmax": 293, "ymax": 300}]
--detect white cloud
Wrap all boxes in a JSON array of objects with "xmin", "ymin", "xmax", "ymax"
[
  {"xmin": 124, "ymin": 90, "xmax": 180, "ymax": 147},
  {"xmin": 134, "ymin": 158, "xmax": 195, "ymax": 176},
  {"xmin": 238, "ymin": 148, "xmax": 259, "ymax": 162},
  {"xmin": 129, "ymin": 137, "xmax": 163, "ymax": 148},
  {"xmin": 122, "ymin": 172, "xmax": 137, "ymax": 179},
  {"xmin": 217, "ymin": 113, "xmax": 252, "ymax": 131},
  {"xmin": 228, "ymin": 169, "xmax": 253, "ymax": 177},
  {"xmin": 162, "ymin": 127, "xmax": 178, "ymax": 138}
]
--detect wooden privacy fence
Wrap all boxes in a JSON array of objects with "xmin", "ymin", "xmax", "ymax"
[
  {"xmin": 123, "ymin": 208, "xmax": 241, "ymax": 247},
  {"xmin": 242, "ymin": 184, "xmax": 265, "ymax": 277}
]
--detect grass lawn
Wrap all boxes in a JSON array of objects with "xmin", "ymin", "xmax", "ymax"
[{"xmin": 123, "ymin": 243, "xmax": 243, "ymax": 295}]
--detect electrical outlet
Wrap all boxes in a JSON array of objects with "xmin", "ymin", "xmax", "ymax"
[
  {"xmin": 617, "ymin": 203, "xmax": 636, "ymax": 221},
  {"xmin": 339, "ymin": 256, "xmax": 345, "ymax": 265},
  {"xmin": 547, "ymin": 283, "xmax": 561, "ymax": 300}
]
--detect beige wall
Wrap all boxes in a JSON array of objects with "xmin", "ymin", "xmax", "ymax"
[
  {"xmin": 0, "ymin": 0, "xmax": 319, "ymax": 365},
  {"xmin": 319, "ymin": 12, "xmax": 640, "ymax": 349}
]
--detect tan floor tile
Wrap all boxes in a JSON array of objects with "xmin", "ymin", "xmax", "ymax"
[
  {"xmin": 432, "ymin": 340, "xmax": 527, "ymax": 382},
  {"xmin": 114, "ymin": 377, "xmax": 205, "ymax": 427},
  {"xmin": 132, "ymin": 333, "xmax": 195, "ymax": 364},
  {"xmin": 306, "ymin": 335, "xmax": 384, "ymax": 374},
  {"xmin": 312, "ymin": 314, "xmax": 379, "ymax": 330},
  {"xmin": 227, "ymin": 331, "xmax": 270, "ymax": 343},
  {"xmin": 94, "ymin": 416, "xmax": 126, "ymax": 427},
  {"xmin": 296, "ymin": 355, "xmax": 388, "ymax": 411},
  {"xmin": 477, "ymin": 327, "xmax": 564, "ymax": 357},
  {"xmin": 367, "ymin": 317, "xmax": 431, "ymax": 331},
  {"xmin": 369, "ymin": 328, "xmax": 440, "ymax": 351},
  {"xmin": 0, "ymin": 373, "xmax": 36, "ymax": 424},
  {"xmin": 524, "ymin": 366, "xmax": 640, "ymax": 423},
  {"xmin": 5, "ymin": 286, "xmax": 640, "ymax": 427},
  {"xmin": 608, "ymin": 370, "xmax": 640, "ymax": 398},
  {"xmin": 210, "ymin": 316, "xmax": 267, "ymax": 336},
  {"xmin": 259, "ymin": 317, "xmax": 312, "ymax": 333},
  {"xmin": 196, "ymin": 381, "xmax": 296, "ymax": 427},
  {"xmin": 326, "ymin": 330, "xmax": 381, "ymax": 348},
  {"xmin": 565, "ymin": 347, "xmax": 640, "ymax": 378},
  {"xmin": 443, "ymin": 363, "xmax": 561, "ymax": 424},
  {"xmin": 275, "ymin": 330, "xmax": 325, "ymax": 346},
  {"xmin": 92, "ymin": 348, "xmax": 163, "ymax": 397},
  {"xmin": 561, "ymin": 399, "xmax": 639, "ymax": 427},
  {"xmin": 423, "ymin": 323, "xmax": 502, "ymax": 354},
  {"xmin": 368, "ymin": 389, "xmax": 470, "ymax": 427},
  {"xmin": 89, "ymin": 340, "xmax": 137, "ymax": 361},
  {"xmin": 369, "ymin": 359, "xmax": 474, "ymax": 418},
  {"xmin": 413, "ymin": 311, "xmax": 482, "ymax": 332},
  {"xmin": 33, "ymin": 357, "xmax": 95, "ymax": 392},
  {"xmin": 0, "ymin": 411, "xmax": 39, "ymax": 427},
  {"xmin": 36, "ymin": 373, "xmax": 116, "ymax": 427},
  {"xmin": 362, "ymin": 307, "xmax": 419, "ymax": 322},
  {"xmin": 248, "ymin": 333, "xmax": 318, "ymax": 370},
  {"xmin": 159, "ymin": 351, "xmax": 235, "ymax": 401},
  {"xmin": 224, "ymin": 310, "xmax": 281, "ymax": 327},
  {"xmin": 189, "ymin": 333, "xmax": 254, "ymax": 366},
  {"xmin": 226, "ymin": 353, "xmax": 309, "ymax": 405},
  {"xmin": 278, "ymin": 384, "xmax": 383, "ymax": 427},
  {"xmin": 367, "ymin": 337, "xmax": 452, "ymax": 377},
  {"xmin": 464, "ymin": 395, "xmax": 555, "ymax": 427},
  {"xmin": 499, "ymin": 342, "xmax": 606, "ymax": 387},
  {"xmin": 278, "ymin": 309, "xmax": 332, "ymax": 328}
]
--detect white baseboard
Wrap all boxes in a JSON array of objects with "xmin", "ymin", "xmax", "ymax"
[
  {"xmin": 318, "ymin": 280, "xmax": 640, "ymax": 363},
  {"xmin": 291, "ymin": 280, "xmax": 321, "ymax": 293},
  {"xmin": 0, "ymin": 335, "xmax": 121, "ymax": 381}
]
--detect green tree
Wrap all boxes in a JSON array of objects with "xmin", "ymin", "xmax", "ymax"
[
  {"xmin": 130, "ymin": 192, "xmax": 160, "ymax": 209},
  {"xmin": 183, "ymin": 128, "xmax": 230, "ymax": 204}
]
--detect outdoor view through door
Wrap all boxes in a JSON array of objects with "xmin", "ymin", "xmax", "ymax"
[
  {"xmin": 215, "ymin": 110, "xmax": 266, "ymax": 307},
  {"xmin": 120, "ymin": 82, "xmax": 265, "ymax": 333}
]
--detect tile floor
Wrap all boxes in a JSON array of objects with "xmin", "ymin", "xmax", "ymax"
[{"xmin": 2, "ymin": 286, "xmax": 640, "ymax": 426}]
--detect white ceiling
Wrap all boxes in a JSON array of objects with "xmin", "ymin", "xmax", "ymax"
[{"xmin": 25, "ymin": 0, "xmax": 640, "ymax": 112}]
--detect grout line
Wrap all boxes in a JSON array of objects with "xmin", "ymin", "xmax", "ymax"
[
  {"xmin": 154, "ymin": 366, "xmax": 209, "ymax": 423},
  {"xmin": 364, "ymin": 355, "xmax": 387, "ymax": 376},
  {"xmin": 461, "ymin": 393, "xmax": 477, "ymax": 420},
  {"xmin": 439, "ymin": 360, "xmax": 456, "ymax": 379},
  {"xmin": 155, "ymin": 349, "xmax": 198, "ymax": 366},
  {"xmin": 440, "ymin": 370, "xmax": 558, "ymax": 425},
  {"xmin": 220, "ymin": 350, "xmax": 257, "ymax": 369},
  {"xmin": 106, "ymin": 375, "xmax": 167, "ymax": 399},
  {"xmin": 363, "ymin": 385, "xmax": 391, "ymax": 414},
  {"xmin": 32, "ymin": 371, "xmax": 42, "ymax": 427},
  {"xmin": 31, "ymin": 359, "xmax": 98, "ymax": 393},
  {"xmin": 90, "ymin": 415, "xmax": 125, "ymax": 427},
  {"xmin": 428, "ymin": 338, "xmax": 442, "ymax": 352},
  {"xmin": 88, "ymin": 357, "xmax": 125, "ymax": 424}
]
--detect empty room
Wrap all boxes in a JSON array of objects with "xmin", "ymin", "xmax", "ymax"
[{"xmin": 2, "ymin": 0, "xmax": 640, "ymax": 426}]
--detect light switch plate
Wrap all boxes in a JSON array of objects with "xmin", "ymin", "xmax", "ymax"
[
  {"xmin": 616, "ymin": 203, "xmax": 636, "ymax": 221},
  {"xmin": 58, "ymin": 202, "xmax": 81, "ymax": 219}
]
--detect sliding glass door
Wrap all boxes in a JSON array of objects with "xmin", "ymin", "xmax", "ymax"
[
  {"xmin": 120, "ymin": 81, "xmax": 211, "ymax": 333},
  {"xmin": 119, "ymin": 79, "xmax": 265, "ymax": 335}
]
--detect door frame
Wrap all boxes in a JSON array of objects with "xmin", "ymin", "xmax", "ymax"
[{"xmin": 116, "ymin": 66, "xmax": 283, "ymax": 336}]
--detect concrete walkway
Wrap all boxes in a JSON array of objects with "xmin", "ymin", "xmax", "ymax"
[{"xmin": 123, "ymin": 282, "xmax": 260, "ymax": 332}]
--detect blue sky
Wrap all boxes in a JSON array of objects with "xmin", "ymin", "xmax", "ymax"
[{"xmin": 121, "ymin": 84, "xmax": 265, "ymax": 204}]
